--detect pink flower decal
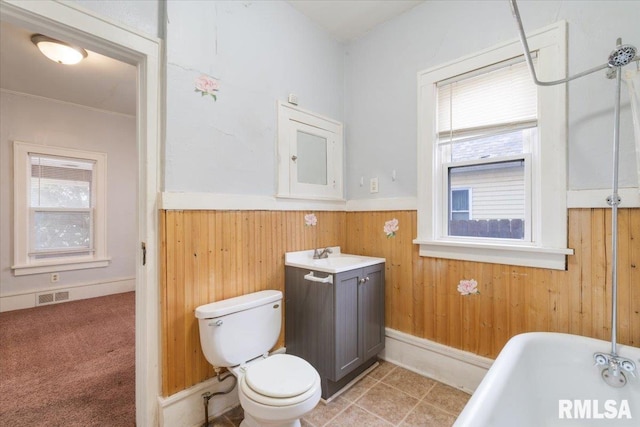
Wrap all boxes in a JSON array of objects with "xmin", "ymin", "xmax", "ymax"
[
  {"xmin": 457, "ymin": 279, "xmax": 479, "ymax": 296},
  {"xmin": 304, "ymin": 213, "xmax": 317, "ymax": 226},
  {"xmin": 383, "ymin": 218, "xmax": 399, "ymax": 238},
  {"xmin": 195, "ymin": 74, "xmax": 219, "ymax": 100}
]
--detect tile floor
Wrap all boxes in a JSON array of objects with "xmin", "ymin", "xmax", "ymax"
[{"xmin": 210, "ymin": 360, "xmax": 470, "ymax": 427}]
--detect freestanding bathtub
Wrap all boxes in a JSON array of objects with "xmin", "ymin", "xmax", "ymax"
[{"xmin": 454, "ymin": 332, "xmax": 640, "ymax": 427}]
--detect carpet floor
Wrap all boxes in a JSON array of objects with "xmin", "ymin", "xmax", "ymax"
[{"xmin": 0, "ymin": 292, "xmax": 135, "ymax": 426}]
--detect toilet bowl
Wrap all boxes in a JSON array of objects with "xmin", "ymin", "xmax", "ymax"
[
  {"xmin": 195, "ymin": 290, "xmax": 321, "ymax": 427},
  {"xmin": 234, "ymin": 354, "xmax": 321, "ymax": 427}
]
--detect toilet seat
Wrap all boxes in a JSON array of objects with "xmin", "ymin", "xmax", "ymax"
[{"xmin": 240, "ymin": 354, "xmax": 320, "ymax": 407}]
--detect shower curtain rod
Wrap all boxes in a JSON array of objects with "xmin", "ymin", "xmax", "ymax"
[{"xmin": 509, "ymin": 0, "xmax": 638, "ymax": 87}]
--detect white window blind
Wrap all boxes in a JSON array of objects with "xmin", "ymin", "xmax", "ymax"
[
  {"xmin": 29, "ymin": 154, "xmax": 95, "ymax": 257},
  {"xmin": 437, "ymin": 58, "xmax": 537, "ymax": 138}
]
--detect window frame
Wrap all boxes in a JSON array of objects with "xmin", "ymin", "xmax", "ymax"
[
  {"xmin": 414, "ymin": 21, "xmax": 573, "ymax": 270},
  {"xmin": 13, "ymin": 141, "xmax": 110, "ymax": 275}
]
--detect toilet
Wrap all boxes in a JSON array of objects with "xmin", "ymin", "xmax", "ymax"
[{"xmin": 195, "ymin": 290, "xmax": 321, "ymax": 427}]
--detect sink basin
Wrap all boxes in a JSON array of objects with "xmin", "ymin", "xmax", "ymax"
[{"xmin": 285, "ymin": 247, "xmax": 385, "ymax": 273}]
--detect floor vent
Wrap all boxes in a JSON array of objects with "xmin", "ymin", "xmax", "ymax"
[
  {"xmin": 36, "ymin": 290, "xmax": 71, "ymax": 306},
  {"xmin": 55, "ymin": 291, "xmax": 69, "ymax": 302},
  {"xmin": 37, "ymin": 293, "xmax": 54, "ymax": 305}
]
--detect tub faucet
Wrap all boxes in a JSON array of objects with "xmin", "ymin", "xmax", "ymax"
[
  {"xmin": 313, "ymin": 247, "xmax": 333, "ymax": 259},
  {"xmin": 594, "ymin": 351, "xmax": 637, "ymax": 387}
]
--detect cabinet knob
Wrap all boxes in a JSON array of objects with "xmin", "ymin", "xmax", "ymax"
[{"xmin": 359, "ymin": 277, "xmax": 370, "ymax": 284}]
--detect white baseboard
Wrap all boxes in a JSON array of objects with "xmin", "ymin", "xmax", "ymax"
[
  {"xmin": 380, "ymin": 328, "xmax": 493, "ymax": 394},
  {"xmin": 158, "ymin": 375, "xmax": 240, "ymax": 427},
  {"xmin": 0, "ymin": 277, "xmax": 135, "ymax": 312}
]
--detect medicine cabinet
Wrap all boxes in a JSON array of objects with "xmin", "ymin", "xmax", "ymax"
[{"xmin": 277, "ymin": 102, "xmax": 344, "ymax": 200}]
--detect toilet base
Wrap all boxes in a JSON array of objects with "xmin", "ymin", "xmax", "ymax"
[{"xmin": 240, "ymin": 412, "xmax": 301, "ymax": 427}]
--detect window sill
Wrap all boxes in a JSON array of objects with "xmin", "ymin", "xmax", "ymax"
[
  {"xmin": 12, "ymin": 257, "xmax": 111, "ymax": 276},
  {"xmin": 413, "ymin": 239, "xmax": 573, "ymax": 270}
]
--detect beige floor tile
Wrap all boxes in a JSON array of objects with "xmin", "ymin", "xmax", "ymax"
[
  {"xmin": 380, "ymin": 366, "xmax": 437, "ymax": 399},
  {"xmin": 327, "ymin": 404, "xmax": 393, "ymax": 427},
  {"xmin": 339, "ymin": 375, "xmax": 378, "ymax": 402},
  {"xmin": 223, "ymin": 405, "xmax": 244, "ymax": 426},
  {"xmin": 207, "ymin": 415, "xmax": 235, "ymax": 427},
  {"xmin": 367, "ymin": 359, "xmax": 397, "ymax": 380},
  {"xmin": 303, "ymin": 396, "xmax": 350, "ymax": 427},
  {"xmin": 425, "ymin": 383, "xmax": 470, "ymax": 415},
  {"xmin": 401, "ymin": 401, "xmax": 456, "ymax": 427},
  {"xmin": 355, "ymin": 382, "xmax": 419, "ymax": 425}
]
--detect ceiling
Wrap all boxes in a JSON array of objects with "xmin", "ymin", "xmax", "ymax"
[
  {"xmin": 0, "ymin": 1, "xmax": 424, "ymax": 115},
  {"xmin": 288, "ymin": 0, "xmax": 424, "ymax": 42},
  {"xmin": 0, "ymin": 21, "xmax": 137, "ymax": 116}
]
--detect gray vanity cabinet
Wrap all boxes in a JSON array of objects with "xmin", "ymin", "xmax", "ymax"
[{"xmin": 285, "ymin": 262, "xmax": 385, "ymax": 399}]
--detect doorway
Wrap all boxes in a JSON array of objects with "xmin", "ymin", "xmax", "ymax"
[{"xmin": 0, "ymin": 2, "xmax": 161, "ymax": 425}]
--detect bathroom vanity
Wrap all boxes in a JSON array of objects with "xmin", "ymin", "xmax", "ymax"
[{"xmin": 284, "ymin": 248, "xmax": 385, "ymax": 399}]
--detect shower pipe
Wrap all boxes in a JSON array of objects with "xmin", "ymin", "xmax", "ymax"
[{"xmin": 508, "ymin": 0, "xmax": 638, "ymax": 378}]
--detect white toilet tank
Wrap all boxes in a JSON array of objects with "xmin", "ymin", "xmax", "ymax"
[{"xmin": 195, "ymin": 290, "xmax": 282, "ymax": 367}]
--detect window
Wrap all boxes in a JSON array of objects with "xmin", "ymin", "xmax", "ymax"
[
  {"xmin": 13, "ymin": 142, "xmax": 109, "ymax": 275},
  {"xmin": 277, "ymin": 102, "xmax": 344, "ymax": 200},
  {"xmin": 450, "ymin": 188, "xmax": 471, "ymax": 221},
  {"xmin": 415, "ymin": 21, "xmax": 573, "ymax": 270}
]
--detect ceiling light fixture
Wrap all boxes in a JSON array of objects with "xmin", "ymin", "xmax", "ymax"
[{"xmin": 31, "ymin": 34, "xmax": 88, "ymax": 65}]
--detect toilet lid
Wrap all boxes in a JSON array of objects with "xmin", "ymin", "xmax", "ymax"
[{"xmin": 245, "ymin": 354, "xmax": 316, "ymax": 398}]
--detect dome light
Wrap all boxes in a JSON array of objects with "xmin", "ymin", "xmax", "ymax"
[{"xmin": 31, "ymin": 34, "xmax": 87, "ymax": 65}]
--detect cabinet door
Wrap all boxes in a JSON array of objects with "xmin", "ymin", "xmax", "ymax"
[
  {"xmin": 361, "ymin": 264, "xmax": 385, "ymax": 361},
  {"xmin": 333, "ymin": 269, "xmax": 362, "ymax": 380}
]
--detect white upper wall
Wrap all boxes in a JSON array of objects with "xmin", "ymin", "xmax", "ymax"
[
  {"xmin": 0, "ymin": 92, "xmax": 137, "ymax": 297},
  {"xmin": 345, "ymin": 0, "xmax": 640, "ymax": 199},
  {"xmin": 163, "ymin": 0, "xmax": 345, "ymax": 194},
  {"xmin": 61, "ymin": 0, "xmax": 640, "ymax": 199}
]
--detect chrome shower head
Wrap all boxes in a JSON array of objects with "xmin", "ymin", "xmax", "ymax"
[{"xmin": 608, "ymin": 44, "xmax": 637, "ymax": 67}]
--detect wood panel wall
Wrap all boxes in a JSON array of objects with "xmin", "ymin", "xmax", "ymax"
[
  {"xmin": 160, "ymin": 208, "xmax": 639, "ymax": 397},
  {"xmin": 344, "ymin": 208, "xmax": 640, "ymax": 358}
]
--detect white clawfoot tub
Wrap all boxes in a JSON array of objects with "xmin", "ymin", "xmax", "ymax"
[{"xmin": 455, "ymin": 332, "xmax": 640, "ymax": 427}]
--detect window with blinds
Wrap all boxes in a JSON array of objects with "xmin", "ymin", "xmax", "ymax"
[
  {"xmin": 416, "ymin": 21, "xmax": 570, "ymax": 269},
  {"xmin": 436, "ymin": 58, "xmax": 537, "ymax": 240},
  {"xmin": 29, "ymin": 155, "xmax": 95, "ymax": 258},
  {"xmin": 13, "ymin": 141, "xmax": 109, "ymax": 275}
]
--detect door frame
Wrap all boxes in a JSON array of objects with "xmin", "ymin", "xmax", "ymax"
[{"xmin": 0, "ymin": 1, "xmax": 162, "ymax": 425}]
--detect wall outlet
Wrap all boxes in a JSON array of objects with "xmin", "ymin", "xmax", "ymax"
[
  {"xmin": 50, "ymin": 273, "xmax": 60, "ymax": 283},
  {"xmin": 370, "ymin": 177, "xmax": 379, "ymax": 193}
]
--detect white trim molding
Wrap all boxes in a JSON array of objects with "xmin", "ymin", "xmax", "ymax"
[
  {"xmin": 160, "ymin": 192, "xmax": 347, "ymax": 211},
  {"xmin": 160, "ymin": 192, "xmax": 419, "ymax": 212},
  {"xmin": 567, "ymin": 188, "xmax": 640, "ymax": 208},
  {"xmin": 381, "ymin": 328, "xmax": 493, "ymax": 394},
  {"xmin": 346, "ymin": 197, "xmax": 417, "ymax": 212}
]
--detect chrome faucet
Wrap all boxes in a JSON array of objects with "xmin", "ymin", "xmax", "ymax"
[
  {"xmin": 313, "ymin": 247, "xmax": 333, "ymax": 259},
  {"xmin": 594, "ymin": 351, "xmax": 637, "ymax": 387}
]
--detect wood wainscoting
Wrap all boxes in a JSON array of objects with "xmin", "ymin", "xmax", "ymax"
[
  {"xmin": 344, "ymin": 208, "xmax": 640, "ymax": 359},
  {"xmin": 160, "ymin": 208, "xmax": 639, "ymax": 397}
]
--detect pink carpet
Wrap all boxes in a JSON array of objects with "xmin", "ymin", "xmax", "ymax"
[{"xmin": 0, "ymin": 292, "xmax": 135, "ymax": 426}]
